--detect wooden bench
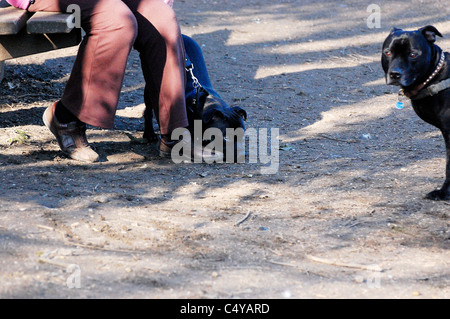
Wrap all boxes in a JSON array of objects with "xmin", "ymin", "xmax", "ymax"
[{"xmin": 0, "ymin": 2, "xmax": 82, "ymax": 81}]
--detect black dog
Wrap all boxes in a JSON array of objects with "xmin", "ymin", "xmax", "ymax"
[
  {"xmin": 143, "ymin": 35, "xmax": 247, "ymax": 161},
  {"xmin": 382, "ymin": 25, "xmax": 450, "ymax": 200}
]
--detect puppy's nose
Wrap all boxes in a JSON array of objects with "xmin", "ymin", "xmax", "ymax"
[{"xmin": 389, "ymin": 70, "xmax": 402, "ymax": 80}]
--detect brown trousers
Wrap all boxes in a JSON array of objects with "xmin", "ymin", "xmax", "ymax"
[{"xmin": 28, "ymin": 0, "xmax": 188, "ymax": 133}]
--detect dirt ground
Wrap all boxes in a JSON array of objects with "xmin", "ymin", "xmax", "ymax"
[{"xmin": 0, "ymin": 0, "xmax": 449, "ymax": 299}]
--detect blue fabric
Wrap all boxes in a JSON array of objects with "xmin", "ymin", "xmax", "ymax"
[{"xmin": 182, "ymin": 35, "xmax": 221, "ymax": 101}]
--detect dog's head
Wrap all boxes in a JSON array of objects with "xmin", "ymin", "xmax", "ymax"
[
  {"xmin": 202, "ymin": 97, "xmax": 247, "ymax": 133},
  {"xmin": 201, "ymin": 96, "xmax": 247, "ymax": 161},
  {"xmin": 381, "ymin": 25, "xmax": 443, "ymax": 88}
]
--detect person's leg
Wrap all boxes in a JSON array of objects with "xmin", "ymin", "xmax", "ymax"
[
  {"xmin": 30, "ymin": 0, "xmax": 138, "ymax": 161},
  {"xmin": 31, "ymin": 0, "xmax": 138, "ymax": 128},
  {"xmin": 122, "ymin": 0, "xmax": 188, "ymax": 136}
]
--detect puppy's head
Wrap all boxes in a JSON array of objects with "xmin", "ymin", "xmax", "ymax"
[
  {"xmin": 202, "ymin": 96, "xmax": 248, "ymax": 161},
  {"xmin": 381, "ymin": 25, "xmax": 443, "ymax": 87},
  {"xmin": 203, "ymin": 105, "xmax": 247, "ymax": 134}
]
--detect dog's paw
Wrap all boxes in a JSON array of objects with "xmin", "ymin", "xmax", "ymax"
[
  {"xmin": 425, "ymin": 189, "xmax": 450, "ymax": 201},
  {"xmin": 143, "ymin": 132, "xmax": 159, "ymax": 144}
]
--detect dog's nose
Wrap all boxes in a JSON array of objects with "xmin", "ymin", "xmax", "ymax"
[{"xmin": 389, "ymin": 70, "xmax": 402, "ymax": 80}]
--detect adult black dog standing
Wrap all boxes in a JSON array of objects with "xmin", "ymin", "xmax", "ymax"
[{"xmin": 382, "ymin": 25, "xmax": 450, "ymax": 200}]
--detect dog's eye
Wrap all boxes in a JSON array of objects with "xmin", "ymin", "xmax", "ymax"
[
  {"xmin": 384, "ymin": 50, "xmax": 392, "ymax": 57},
  {"xmin": 409, "ymin": 52, "xmax": 419, "ymax": 58}
]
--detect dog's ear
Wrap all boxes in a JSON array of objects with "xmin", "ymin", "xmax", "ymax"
[
  {"xmin": 203, "ymin": 108, "xmax": 225, "ymax": 123},
  {"xmin": 419, "ymin": 25, "xmax": 443, "ymax": 43},
  {"xmin": 232, "ymin": 106, "xmax": 248, "ymax": 121},
  {"xmin": 390, "ymin": 27, "xmax": 402, "ymax": 34}
]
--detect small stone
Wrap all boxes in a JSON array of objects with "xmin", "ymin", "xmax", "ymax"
[{"xmin": 94, "ymin": 196, "xmax": 109, "ymax": 204}]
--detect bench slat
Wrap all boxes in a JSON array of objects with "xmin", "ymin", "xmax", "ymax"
[
  {"xmin": 27, "ymin": 12, "xmax": 75, "ymax": 34},
  {"xmin": 0, "ymin": 6, "xmax": 32, "ymax": 35},
  {"xmin": 0, "ymin": 28, "xmax": 81, "ymax": 61},
  {"xmin": 0, "ymin": 4, "xmax": 81, "ymax": 81}
]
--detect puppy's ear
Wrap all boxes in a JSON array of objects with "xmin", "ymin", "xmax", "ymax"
[
  {"xmin": 203, "ymin": 108, "xmax": 225, "ymax": 123},
  {"xmin": 232, "ymin": 106, "xmax": 248, "ymax": 121},
  {"xmin": 419, "ymin": 25, "xmax": 443, "ymax": 43},
  {"xmin": 390, "ymin": 27, "xmax": 402, "ymax": 34}
]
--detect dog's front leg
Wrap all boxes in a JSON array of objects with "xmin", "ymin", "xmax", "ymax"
[
  {"xmin": 143, "ymin": 90, "xmax": 159, "ymax": 143},
  {"xmin": 427, "ymin": 131, "xmax": 450, "ymax": 201}
]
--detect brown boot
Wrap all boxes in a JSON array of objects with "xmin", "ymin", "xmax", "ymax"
[
  {"xmin": 43, "ymin": 103, "xmax": 99, "ymax": 163},
  {"xmin": 158, "ymin": 130, "xmax": 192, "ymax": 159}
]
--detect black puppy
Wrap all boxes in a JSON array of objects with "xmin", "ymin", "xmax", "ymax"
[
  {"xmin": 382, "ymin": 25, "xmax": 450, "ymax": 200},
  {"xmin": 144, "ymin": 35, "xmax": 247, "ymax": 161}
]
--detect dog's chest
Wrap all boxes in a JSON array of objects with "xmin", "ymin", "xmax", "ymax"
[{"xmin": 411, "ymin": 91, "xmax": 449, "ymax": 128}]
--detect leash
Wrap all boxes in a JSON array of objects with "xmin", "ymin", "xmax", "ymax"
[
  {"xmin": 185, "ymin": 55, "xmax": 208, "ymax": 118},
  {"xmin": 185, "ymin": 59, "xmax": 202, "ymax": 92}
]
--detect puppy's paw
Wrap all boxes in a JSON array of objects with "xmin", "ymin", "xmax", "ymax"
[
  {"xmin": 425, "ymin": 189, "xmax": 450, "ymax": 201},
  {"xmin": 143, "ymin": 131, "xmax": 159, "ymax": 144}
]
